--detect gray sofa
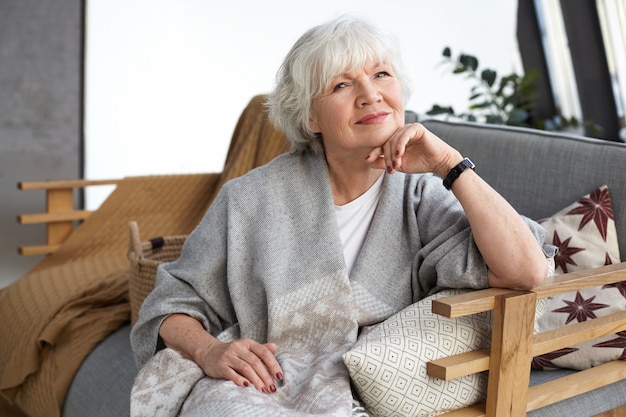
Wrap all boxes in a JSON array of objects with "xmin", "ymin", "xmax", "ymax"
[{"xmin": 62, "ymin": 118, "xmax": 626, "ymax": 417}]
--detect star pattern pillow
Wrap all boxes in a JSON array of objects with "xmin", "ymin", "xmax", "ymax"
[
  {"xmin": 533, "ymin": 185, "xmax": 623, "ymax": 370},
  {"xmin": 343, "ymin": 289, "xmax": 492, "ymax": 417}
]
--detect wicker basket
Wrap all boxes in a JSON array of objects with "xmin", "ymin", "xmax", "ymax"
[{"xmin": 128, "ymin": 221, "xmax": 187, "ymax": 325}]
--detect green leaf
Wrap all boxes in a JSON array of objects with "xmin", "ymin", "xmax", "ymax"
[
  {"xmin": 469, "ymin": 101, "xmax": 492, "ymax": 109},
  {"xmin": 443, "ymin": 47, "xmax": 451, "ymax": 58},
  {"xmin": 426, "ymin": 104, "xmax": 455, "ymax": 116},
  {"xmin": 588, "ymin": 122, "xmax": 604, "ymax": 135},
  {"xmin": 507, "ymin": 109, "xmax": 529, "ymax": 125},
  {"xmin": 459, "ymin": 54, "xmax": 479, "ymax": 72},
  {"xmin": 486, "ymin": 114, "xmax": 504, "ymax": 124},
  {"xmin": 482, "ymin": 70, "xmax": 497, "ymax": 87}
]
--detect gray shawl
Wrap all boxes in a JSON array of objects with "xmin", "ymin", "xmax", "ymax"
[{"xmin": 130, "ymin": 151, "xmax": 547, "ymax": 416}]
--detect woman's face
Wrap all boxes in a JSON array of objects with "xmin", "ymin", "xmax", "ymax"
[{"xmin": 309, "ymin": 61, "xmax": 405, "ymax": 158}]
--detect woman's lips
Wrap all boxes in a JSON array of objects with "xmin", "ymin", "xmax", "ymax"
[{"xmin": 356, "ymin": 111, "xmax": 389, "ymax": 124}]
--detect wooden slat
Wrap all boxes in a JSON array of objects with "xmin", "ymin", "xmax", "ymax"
[
  {"xmin": 428, "ymin": 306, "xmax": 626, "ymax": 384},
  {"xmin": 439, "ymin": 403, "xmax": 486, "ymax": 417},
  {"xmin": 18, "ymin": 244, "xmax": 61, "ymax": 256},
  {"xmin": 432, "ymin": 263, "xmax": 626, "ymax": 320},
  {"xmin": 17, "ymin": 210, "xmax": 92, "ymax": 224},
  {"xmin": 431, "ymin": 288, "xmax": 518, "ymax": 318},
  {"xmin": 17, "ymin": 245, "xmax": 61, "ymax": 256},
  {"xmin": 527, "ymin": 360, "xmax": 626, "ymax": 412},
  {"xmin": 17, "ymin": 178, "xmax": 119, "ymax": 256},
  {"xmin": 18, "ymin": 178, "xmax": 119, "ymax": 190},
  {"xmin": 46, "ymin": 187, "xmax": 74, "ymax": 246},
  {"xmin": 533, "ymin": 263, "xmax": 626, "ymax": 299},
  {"xmin": 532, "ymin": 310, "xmax": 626, "ymax": 357},
  {"xmin": 427, "ymin": 348, "xmax": 490, "ymax": 380},
  {"xmin": 485, "ymin": 292, "xmax": 536, "ymax": 417}
]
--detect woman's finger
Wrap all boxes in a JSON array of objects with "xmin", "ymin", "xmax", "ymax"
[{"xmin": 208, "ymin": 339, "xmax": 282, "ymax": 394}]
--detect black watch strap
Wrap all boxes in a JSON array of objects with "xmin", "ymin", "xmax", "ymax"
[{"xmin": 443, "ymin": 157, "xmax": 475, "ymax": 190}]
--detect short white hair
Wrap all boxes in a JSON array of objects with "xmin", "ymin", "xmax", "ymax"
[{"xmin": 267, "ymin": 15, "xmax": 412, "ymax": 154}]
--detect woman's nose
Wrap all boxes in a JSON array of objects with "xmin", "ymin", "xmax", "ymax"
[{"xmin": 357, "ymin": 81, "xmax": 382, "ymax": 107}]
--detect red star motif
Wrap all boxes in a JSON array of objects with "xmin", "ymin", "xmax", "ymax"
[
  {"xmin": 552, "ymin": 230, "xmax": 585, "ymax": 274},
  {"xmin": 566, "ymin": 187, "xmax": 614, "ymax": 241},
  {"xmin": 602, "ymin": 281, "xmax": 626, "ymax": 300},
  {"xmin": 593, "ymin": 331, "xmax": 626, "ymax": 360},
  {"xmin": 552, "ymin": 291, "xmax": 609, "ymax": 324},
  {"xmin": 532, "ymin": 347, "xmax": 578, "ymax": 370}
]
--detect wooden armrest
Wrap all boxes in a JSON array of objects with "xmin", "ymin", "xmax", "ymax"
[
  {"xmin": 431, "ymin": 287, "xmax": 518, "ymax": 318},
  {"xmin": 431, "ymin": 262, "xmax": 626, "ymax": 417},
  {"xmin": 17, "ymin": 178, "xmax": 121, "ymax": 255},
  {"xmin": 432, "ymin": 263, "xmax": 626, "ymax": 319},
  {"xmin": 534, "ymin": 262, "xmax": 626, "ymax": 298}
]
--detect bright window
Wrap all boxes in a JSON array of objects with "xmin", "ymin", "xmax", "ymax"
[{"xmin": 597, "ymin": 0, "xmax": 626, "ymax": 139}]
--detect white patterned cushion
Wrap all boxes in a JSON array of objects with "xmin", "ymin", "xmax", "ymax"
[
  {"xmin": 343, "ymin": 289, "xmax": 491, "ymax": 417},
  {"xmin": 533, "ymin": 185, "xmax": 623, "ymax": 370}
]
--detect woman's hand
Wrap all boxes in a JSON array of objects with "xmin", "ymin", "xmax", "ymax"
[
  {"xmin": 365, "ymin": 122, "xmax": 462, "ymax": 178},
  {"xmin": 365, "ymin": 123, "xmax": 548, "ymax": 290},
  {"xmin": 195, "ymin": 338, "xmax": 283, "ymax": 393},
  {"xmin": 159, "ymin": 313, "xmax": 283, "ymax": 394}
]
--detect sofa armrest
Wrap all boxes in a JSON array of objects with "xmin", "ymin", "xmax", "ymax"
[
  {"xmin": 429, "ymin": 262, "xmax": 626, "ymax": 417},
  {"xmin": 17, "ymin": 178, "xmax": 120, "ymax": 255}
]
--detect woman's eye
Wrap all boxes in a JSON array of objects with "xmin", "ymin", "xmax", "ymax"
[
  {"xmin": 375, "ymin": 71, "xmax": 390, "ymax": 78},
  {"xmin": 333, "ymin": 82, "xmax": 347, "ymax": 91}
]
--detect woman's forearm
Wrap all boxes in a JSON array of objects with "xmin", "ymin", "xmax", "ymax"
[
  {"xmin": 159, "ymin": 313, "xmax": 218, "ymax": 364},
  {"xmin": 450, "ymin": 169, "xmax": 548, "ymax": 290}
]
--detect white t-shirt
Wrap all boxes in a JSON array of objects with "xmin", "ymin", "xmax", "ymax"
[{"xmin": 335, "ymin": 174, "xmax": 385, "ymax": 274}]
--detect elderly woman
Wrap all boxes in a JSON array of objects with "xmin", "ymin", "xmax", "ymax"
[{"xmin": 131, "ymin": 15, "xmax": 551, "ymax": 416}]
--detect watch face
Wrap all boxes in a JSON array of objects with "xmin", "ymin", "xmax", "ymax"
[{"xmin": 464, "ymin": 158, "xmax": 475, "ymax": 169}]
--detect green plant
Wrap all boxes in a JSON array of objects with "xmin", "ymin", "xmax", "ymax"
[{"xmin": 426, "ymin": 47, "xmax": 602, "ymax": 135}]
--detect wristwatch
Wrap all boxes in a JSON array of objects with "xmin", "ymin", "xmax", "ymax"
[{"xmin": 443, "ymin": 157, "xmax": 475, "ymax": 190}]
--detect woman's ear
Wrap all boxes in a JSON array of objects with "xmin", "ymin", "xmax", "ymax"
[{"xmin": 308, "ymin": 113, "xmax": 320, "ymax": 134}]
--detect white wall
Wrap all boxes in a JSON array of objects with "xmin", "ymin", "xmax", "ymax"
[{"xmin": 85, "ymin": 0, "xmax": 520, "ymax": 208}]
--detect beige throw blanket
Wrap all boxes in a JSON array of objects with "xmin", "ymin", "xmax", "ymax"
[
  {"xmin": 0, "ymin": 174, "xmax": 222, "ymax": 417},
  {"xmin": 0, "ymin": 94, "xmax": 291, "ymax": 417}
]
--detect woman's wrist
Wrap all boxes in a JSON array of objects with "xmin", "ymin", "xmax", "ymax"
[{"xmin": 435, "ymin": 151, "xmax": 464, "ymax": 179}]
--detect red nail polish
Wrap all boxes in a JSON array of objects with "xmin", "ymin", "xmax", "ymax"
[
  {"xmin": 262, "ymin": 387, "xmax": 269, "ymax": 394},
  {"xmin": 276, "ymin": 372, "xmax": 283, "ymax": 380},
  {"xmin": 270, "ymin": 384, "xmax": 277, "ymax": 393},
  {"xmin": 387, "ymin": 166, "xmax": 392, "ymax": 173},
  {"xmin": 243, "ymin": 381, "xmax": 249, "ymax": 387},
  {"xmin": 392, "ymin": 160, "xmax": 397, "ymax": 169}
]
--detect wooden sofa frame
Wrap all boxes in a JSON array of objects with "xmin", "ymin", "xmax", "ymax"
[
  {"xmin": 17, "ymin": 174, "xmax": 626, "ymax": 417},
  {"xmin": 16, "ymin": 179, "xmax": 120, "ymax": 256},
  {"xmin": 18, "ymin": 180, "xmax": 626, "ymax": 417}
]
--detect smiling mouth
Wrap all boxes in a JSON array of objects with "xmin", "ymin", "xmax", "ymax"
[{"xmin": 357, "ymin": 112, "xmax": 389, "ymax": 124}]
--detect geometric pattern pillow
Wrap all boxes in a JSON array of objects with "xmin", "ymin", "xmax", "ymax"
[
  {"xmin": 343, "ymin": 289, "xmax": 491, "ymax": 417},
  {"xmin": 533, "ymin": 185, "xmax": 623, "ymax": 370}
]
